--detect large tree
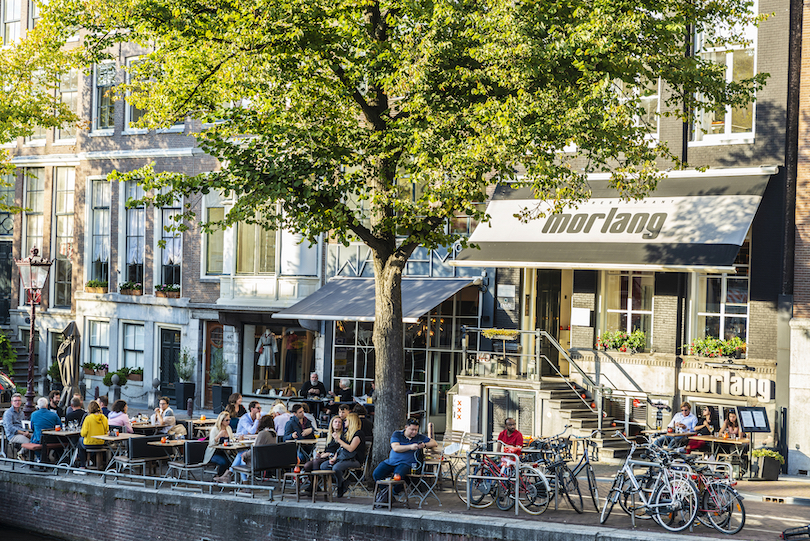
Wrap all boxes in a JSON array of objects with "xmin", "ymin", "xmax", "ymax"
[{"xmin": 37, "ymin": 0, "xmax": 763, "ymax": 464}]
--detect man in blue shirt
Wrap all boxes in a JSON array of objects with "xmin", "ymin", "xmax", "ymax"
[
  {"xmin": 373, "ymin": 419, "xmax": 437, "ymax": 501},
  {"xmin": 284, "ymin": 404, "xmax": 315, "ymax": 462},
  {"xmin": 30, "ymin": 397, "xmax": 62, "ymax": 462},
  {"xmin": 236, "ymin": 401, "xmax": 262, "ymax": 436}
]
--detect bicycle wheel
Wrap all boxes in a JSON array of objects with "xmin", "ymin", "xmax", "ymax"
[
  {"xmin": 620, "ymin": 472, "xmax": 654, "ymax": 520},
  {"xmin": 653, "ymin": 478, "xmax": 698, "ymax": 533},
  {"xmin": 561, "ymin": 466, "xmax": 584, "ymax": 514},
  {"xmin": 496, "ymin": 480, "xmax": 515, "ymax": 510},
  {"xmin": 704, "ymin": 484, "xmax": 745, "ymax": 535},
  {"xmin": 454, "ymin": 464, "xmax": 495, "ymax": 508},
  {"xmin": 517, "ymin": 465, "xmax": 550, "ymax": 515},
  {"xmin": 600, "ymin": 474, "xmax": 624, "ymax": 524},
  {"xmin": 585, "ymin": 463, "xmax": 600, "ymax": 512}
]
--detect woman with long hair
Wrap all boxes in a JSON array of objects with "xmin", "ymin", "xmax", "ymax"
[
  {"xmin": 107, "ymin": 400, "xmax": 133, "ymax": 433},
  {"xmin": 303, "ymin": 416, "xmax": 343, "ymax": 472},
  {"xmin": 684, "ymin": 405, "xmax": 719, "ymax": 454},
  {"xmin": 324, "ymin": 412, "xmax": 366, "ymax": 498},
  {"xmin": 78, "ymin": 400, "xmax": 109, "ymax": 468},
  {"xmin": 721, "ymin": 410, "xmax": 746, "ymax": 439},
  {"xmin": 205, "ymin": 410, "xmax": 235, "ymax": 483}
]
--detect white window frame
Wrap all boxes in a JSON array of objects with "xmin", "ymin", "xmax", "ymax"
[
  {"xmin": 2, "ymin": 0, "xmax": 21, "ymax": 46},
  {"xmin": 23, "ymin": 167, "xmax": 44, "ymax": 257},
  {"xmin": 88, "ymin": 178, "xmax": 110, "ymax": 283},
  {"xmin": 690, "ymin": 2, "xmax": 757, "ymax": 146},
  {"xmin": 92, "ymin": 62, "xmax": 116, "ymax": 134},
  {"xmin": 87, "ymin": 319, "xmax": 110, "ymax": 368},
  {"xmin": 51, "ymin": 166, "xmax": 74, "ymax": 309},
  {"xmin": 123, "ymin": 56, "xmax": 148, "ymax": 135},
  {"xmin": 121, "ymin": 321, "xmax": 145, "ymax": 369},
  {"xmin": 123, "ymin": 181, "xmax": 145, "ymax": 284},
  {"xmin": 55, "ymin": 68, "xmax": 79, "ymax": 144},
  {"xmin": 597, "ymin": 270, "xmax": 654, "ymax": 348},
  {"xmin": 614, "ymin": 77, "xmax": 661, "ymax": 143}
]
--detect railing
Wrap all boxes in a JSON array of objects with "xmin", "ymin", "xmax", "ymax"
[{"xmin": 461, "ymin": 327, "xmax": 609, "ymax": 433}]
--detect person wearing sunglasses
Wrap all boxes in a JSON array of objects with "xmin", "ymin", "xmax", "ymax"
[{"xmin": 654, "ymin": 402, "xmax": 697, "ymax": 449}]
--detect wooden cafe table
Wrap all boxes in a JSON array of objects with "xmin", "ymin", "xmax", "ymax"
[
  {"xmin": 40, "ymin": 429, "xmax": 81, "ymax": 465},
  {"xmin": 96, "ymin": 432, "xmax": 144, "ymax": 469},
  {"xmin": 148, "ymin": 438, "xmax": 186, "ymax": 460}
]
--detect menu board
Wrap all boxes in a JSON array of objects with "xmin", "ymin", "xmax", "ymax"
[{"xmin": 737, "ymin": 406, "xmax": 771, "ymax": 433}]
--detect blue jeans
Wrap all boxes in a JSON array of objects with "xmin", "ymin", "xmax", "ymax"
[
  {"xmin": 372, "ymin": 461, "xmax": 412, "ymax": 494},
  {"xmin": 654, "ymin": 435, "xmax": 686, "ymax": 449},
  {"xmin": 209, "ymin": 451, "xmax": 230, "ymax": 476},
  {"xmin": 230, "ymin": 451, "xmax": 248, "ymax": 482}
]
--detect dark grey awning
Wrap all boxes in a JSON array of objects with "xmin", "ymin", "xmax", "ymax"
[
  {"xmin": 451, "ymin": 168, "xmax": 776, "ymax": 273},
  {"xmin": 272, "ymin": 278, "xmax": 476, "ymax": 323}
]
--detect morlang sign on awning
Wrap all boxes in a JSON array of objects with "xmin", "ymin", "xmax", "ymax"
[{"xmin": 452, "ymin": 167, "xmax": 776, "ymax": 273}]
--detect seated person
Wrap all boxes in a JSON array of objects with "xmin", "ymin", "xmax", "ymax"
[
  {"xmin": 495, "ymin": 418, "xmax": 523, "ymax": 469},
  {"xmin": 372, "ymin": 419, "xmax": 437, "ymax": 501},
  {"xmin": 683, "ymin": 405, "xmax": 718, "ymax": 454},
  {"xmin": 330, "ymin": 378, "xmax": 354, "ymax": 403},
  {"xmin": 322, "ymin": 413, "xmax": 366, "ymax": 498},
  {"xmin": 78, "ymin": 401, "xmax": 109, "ymax": 468},
  {"xmin": 353, "ymin": 404, "xmax": 374, "ymax": 441},
  {"xmin": 150, "ymin": 396, "xmax": 176, "ymax": 434},
  {"xmin": 3, "ymin": 393, "xmax": 31, "ymax": 447},
  {"xmin": 207, "ymin": 411, "xmax": 235, "ymax": 483},
  {"xmin": 228, "ymin": 393, "xmax": 247, "ymax": 418},
  {"xmin": 97, "ymin": 395, "xmax": 110, "ymax": 417},
  {"xmin": 231, "ymin": 414, "xmax": 277, "ymax": 482},
  {"xmin": 301, "ymin": 403, "xmax": 318, "ymax": 430},
  {"xmin": 654, "ymin": 402, "xmax": 697, "ymax": 449},
  {"xmin": 31, "ymin": 397, "xmax": 62, "ymax": 462},
  {"xmin": 272, "ymin": 404, "xmax": 292, "ymax": 435},
  {"xmin": 284, "ymin": 404, "xmax": 315, "ymax": 462},
  {"xmin": 65, "ymin": 397, "xmax": 87, "ymax": 425},
  {"xmin": 720, "ymin": 410, "xmax": 746, "ymax": 440},
  {"xmin": 107, "ymin": 400, "xmax": 134, "ymax": 433},
  {"xmin": 300, "ymin": 372, "xmax": 327, "ymax": 398},
  {"xmin": 303, "ymin": 416, "xmax": 343, "ymax": 472},
  {"xmin": 226, "ymin": 403, "xmax": 240, "ymax": 432},
  {"xmin": 236, "ymin": 401, "xmax": 262, "ymax": 436},
  {"xmin": 47, "ymin": 390, "xmax": 65, "ymax": 420}
]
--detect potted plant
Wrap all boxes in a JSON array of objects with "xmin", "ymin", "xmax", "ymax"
[
  {"xmin": 174, "ymin": 347, "xmax": 196, "ymax": 408},
  {"xmin": 95, "ymin": 362, "xmax": 109, "ymax": 377},
  {"xmin": 209, "ymin": 353, "xmax": 231, "ymax": 414},
  {"xmin": 482, "ymin": 328, "xmax": 521, "ymax": 341},
  {"xmin": 683, "ymin": 336, "xmax": 747, "ymax": 359},
  {"xmin": 103, "ymin": 367, "xmax": 130, "ymax": 387},
  {"xmin": 85, "ymin": 280, "xmax": 108, "ymax": 294},
  {"xmin": 596, "ymin": 330, "xmax": 646, "ymax": 353},
  {"xmin": 119, "ymin": 281, "xmax": 143, "ymax": 296},
  {"xmin": 82, "ymin": 362, "xmax": 96, "ymax": 375},
  {"xmin": 128, "ymin": 367, "xmax": 144, "ymax": 382},
  {"xmin": 752, "ymin": 448, "xmax": 784, "ymax": 481},
  {"xmin": 156, "ymin": 283, "xmax": 181, "ymax": 298},
  {"xmin": 47, "ymin": 361, "xmax": 63, "ymax": 391}
]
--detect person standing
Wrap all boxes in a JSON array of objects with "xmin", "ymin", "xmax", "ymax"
[{"xmin": 372, "ymin": 419, "xmax": 437, "ymax": 502}]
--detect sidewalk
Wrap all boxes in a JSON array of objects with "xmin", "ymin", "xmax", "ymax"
[{"xmin": 129, "ymin": 399, "xmax": 810, "ymax": 508}]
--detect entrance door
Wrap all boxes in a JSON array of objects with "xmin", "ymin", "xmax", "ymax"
[
  {"xmin": 487, "ymin": 388, "xmax": 536, "ymax": 441},
  {"xmin": 159, "ymin": 328, "xmax": 181, "ymax": 404},
  {"xmin": 536, "ymin": 270, "xmax": 561, "ymax": 376},
  {"xmin": 0, "ymin": 241, "xmax": 12, "ymax": 325},
  {"xmin": 204, "ymin": 322, "xmax": 223, "ymax": 408},
  {"xmin": 428, "ymin": 352, "xmax": 456, "ymax": 433}
]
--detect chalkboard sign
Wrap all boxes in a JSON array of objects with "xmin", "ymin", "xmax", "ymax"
[{"xmin": 737, "ymin": 406, "xmax": 771, "ymax": 433}]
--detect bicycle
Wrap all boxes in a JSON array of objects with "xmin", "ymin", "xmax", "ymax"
[
  {"xmin": 685, "ymin": 457, "xmax": 746, "ymax": 534},
  {"xmin": 567, "ymin": 430, "xmax": 601, "ymax": 512},
  {"xmin": 453, "ymin": 441, "xmax": 513, "ymax": 509},
  {"xmin": 600, "ymin": 432, "xmax": 699, "ymax": 533},
  {"xmin": 526, "ymin": 427, "xmax": 584, "ymax": 514}
]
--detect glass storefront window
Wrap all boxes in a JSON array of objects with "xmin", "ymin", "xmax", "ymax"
[
  {"xmin": 696, "ymin": 241, "xmax": 750, "ymax": 343},
  {"xmin": 603, "ymin": 271, "xmax": 653, "ymax": 349},
  {"xmin": 243, "ymin": 324, "xmax": 314, "ymax": 394}
]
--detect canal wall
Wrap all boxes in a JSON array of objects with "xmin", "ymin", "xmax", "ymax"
[{"xmin": 0, "ymin": 470, "xmax": 707, "ymax": 541}]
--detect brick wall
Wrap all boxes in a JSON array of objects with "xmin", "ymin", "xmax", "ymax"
[
  {"xmin": 794, "ymin": 2, "xmax": 810, "ymax": 317},
  {"xmin": 0, "ymin": 471, "xmax": 620, "ymax": 541},
  {"xmin": 570, "ymin": 292, "xmax": 594, "ymax": 349},
  {"xmin": 652, "ymin": 296, "xmax": 678, "ymax": 355},
  {"xmin": 748, "ymin": 300, "xmax": 779, "ymax": 360}
]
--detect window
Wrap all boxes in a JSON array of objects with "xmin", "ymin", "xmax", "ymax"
[
  {"xmin": 205, "ymin": 207, "xmax": 225, "ymax": 275},
  {"xmin": 603, "ymin": 271, "xmax": 653, "ymax": 349},
  {"xmin": 125, "ymin": 182, "xmax": 144, "ymax": 283},
  {"xmin": 50, "ymin": 331, "xmax": 64, "ymax": 368},
  {"xmin": 21, "ymin": 329, "xmax": 38, "ymax": 367},
  {"xmin": 94, "ymin": 63, "xmax": 116, "ymax": 131},
  {"xmin": 692, "ymin": 6, "xmax": 757, "ymax": 143},
  {"xmin": 236, "ymin": 221, "xmax": 276, "ymax": 274},
  {"xmin": 23, "ymin": 168, "xmax": 44, "ymax": 255},
  {"xmin": 0, "ymin": 174, "xmax": 14, "ymax": 237},
  {"xmin": 90, "ymin": 180, "xmax": 110, "ymax": 282},
  {"xmin": 2, "ymin": 0, "xmax": 21, "ymax": 45},
  {"xmin": 88, "ymin": 321, "xmax": 109, "ymax": 367},
  {"xmin": 696, "ymin": 242, "xmax": 749, "ymax": 343},
  {"xmin": 161, "ymin": 206, "xmax": 181, "ymax": 286},
  {"xmin": 122, "ymin": 323, "xmax": 144, "ymax": 368},
  {"xmin": 615, "ymin": 78, "xmax": 660, "ymax": 140},
  {"xmin": 53, "ymin": 167, "xmax": 74, "ymax": 307},
  {"xmin": 29, "ymin": 0, "xmax": 42, "ymax": 28},
  {"xmin": 125, "ymin": 57, "xmax": 146, "ymax": 131},
  {"xmin": 56, "ymin": 69, "xmax": 78, "ymax": 140}
]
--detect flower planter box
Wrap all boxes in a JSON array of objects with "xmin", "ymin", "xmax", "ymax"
[
  {"xmin": 83, "ymin": 368, "xmax": 94, "ymax": 375},
  {"xmin": 120, "ymin": 289, "xmax": 143, "ymax": 296},
  {"xmin": 156, "ymin": 291, "xmax": 180, "ymax": 298},
  {"xmin": 86, "ymin": 287, "xmax": 108, "ymax": 294},
  {"xmin": 756, "ymin": 456, "xmax": 782, "ymax": 481},
  {"xmin": 95, "ymin": 369, "xmax": 107, "ymax": 377},
  {"xmin": 128, "ymin": 373, "xmax": 143, "ymax": 382}
]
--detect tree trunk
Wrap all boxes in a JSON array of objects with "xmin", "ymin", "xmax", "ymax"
[{"xmin": 370, "ymin": 248, "xmax": 408, "ymax": 470}]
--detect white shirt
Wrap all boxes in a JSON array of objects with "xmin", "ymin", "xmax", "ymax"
[{"xmin": 667, "ymin": 411, "xmax": 698, "ymax": 432}]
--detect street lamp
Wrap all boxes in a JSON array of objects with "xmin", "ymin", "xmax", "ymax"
[{"xmin": 15, "ymin": 247, "xmax": 52, "ymax": 418}]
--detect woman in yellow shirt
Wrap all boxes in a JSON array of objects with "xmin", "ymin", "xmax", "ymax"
[{"xmin": 79, "ymin": 400, "xmax": 109, "ymax": 468}]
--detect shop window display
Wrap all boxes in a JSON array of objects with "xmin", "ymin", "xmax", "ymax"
[{"xmin": 245, "ymin": 324, "xmax": 314, "ymax": 394}]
